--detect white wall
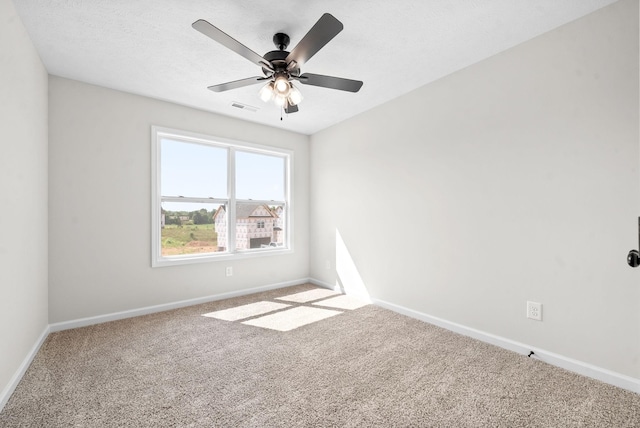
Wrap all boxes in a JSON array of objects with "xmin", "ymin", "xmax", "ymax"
[
  {"xmin": 310, "ymin": 0, "xmax": 639, "ymax": 379},
  {"xmin": 48, "ymin": 77, "xmax": 309, "ymax": 323},
  {"xmin": 0, "ymin": 0, "xmax": 49, "ymax": 402}
]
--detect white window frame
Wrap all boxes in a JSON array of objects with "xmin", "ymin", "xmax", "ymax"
[{"xmin": 151, "ymin": 126, "xmax": 293, "ymax": 267}]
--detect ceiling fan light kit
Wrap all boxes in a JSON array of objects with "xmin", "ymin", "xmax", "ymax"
[
  {"xmin": 258, "ymin": 82, "xmax": 275, "ymax": 102},
  {"xmin": 192, "ymin": 13, "xmax": 363, "ymax": 116}
]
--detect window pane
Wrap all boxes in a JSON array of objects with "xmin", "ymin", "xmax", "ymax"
[
  {"xmin": 161, "ymin": 138, "xmax": 227, "ymax": 198},
  {"xmin": 234, "ymin": 203, "xmax": 286, "ymax": 250},
  {"xmin": 161, "ymin": 202, "xmax": 226, "ymax": 256},
  {"xmin": 235, "ymin": 151, "xmax": 285, "ymax": 201}
]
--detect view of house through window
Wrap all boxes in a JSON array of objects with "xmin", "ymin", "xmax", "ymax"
[{"xmin": 153, "ymin": 128, "xmax": 291, "ymax": 266}]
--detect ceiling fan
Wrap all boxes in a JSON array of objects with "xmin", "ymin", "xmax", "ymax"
[{"xmin": 192, "ymin": 13, "xmax": 363, "ymax": 114}]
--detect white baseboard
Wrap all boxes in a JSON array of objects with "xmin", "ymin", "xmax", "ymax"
[
  {"xmin": 371, "ymin": 297, "xmax": 640, "ymax": 395},
  {"xmin": 50, "ymin": 278, "xmax": 310, "ymax": 333},
  {"xmin": 309, "ymin": 277, "xmax": 340, "ymax": 291},
  {"xmin": 0, "ymin": 325, "xmax": 50, "ymax": 412}
]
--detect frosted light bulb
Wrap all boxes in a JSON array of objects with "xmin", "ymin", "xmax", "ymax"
[
  {"xmin": 259, "ymin": 82, "xmax": 274, "ymax": 102},
  {"xmin": 287, "ymin": 85, "xmax": 303, "ymax": 106},
  {"xmin": 274, "ymin": 76, "xmax": 290, "ymax": 96},
  {"xmin": 274, "ymin": 94, "xmax": 286, "ymax": 106}
]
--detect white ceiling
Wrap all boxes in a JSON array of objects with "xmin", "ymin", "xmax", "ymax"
[{"xmin": 13, "ymin": 0, "xmax": 618, "ymax": 135}]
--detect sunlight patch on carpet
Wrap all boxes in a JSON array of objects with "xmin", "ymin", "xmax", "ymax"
[
  {"xmin": 275, "ymin": 288, "xmax": 340, "ymax": 303},
  {"xmin": 241, "ymin": 306, "xmax": 342, "ymax": 331},
  {"xmin": 202, "ymin": 301, "xmax": 290, "ymax": 321},
  {"xmin": 312, "ymin": 294, "xmax": 370, "ymax": 310}
]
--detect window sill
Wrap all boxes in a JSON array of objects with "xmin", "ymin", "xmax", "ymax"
[{"xmin": 151, "ymin": 247, "xmax": 294, "ymax": 268}]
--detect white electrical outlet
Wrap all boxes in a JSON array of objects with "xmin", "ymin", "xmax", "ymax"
[
  {"xmin": 225, "ymin": 266, "xmax": 233, "ymax": 277},
  {"xmin": 325, "ymin": 260, "xmax": 331, "ymax": 270},
  {"xmin": 527, "ymin": 301, "xmax": 542, "ymax": 321}
]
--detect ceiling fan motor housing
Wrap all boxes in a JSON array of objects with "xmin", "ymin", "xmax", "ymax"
[{"xmin": 262, "ymin": 35, "xmax": 300, "ymax": 77}]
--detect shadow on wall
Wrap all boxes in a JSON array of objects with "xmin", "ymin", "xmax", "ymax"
[{"xmin": 335, "ymin": 229, "xmax": 371, "ymax": 301}]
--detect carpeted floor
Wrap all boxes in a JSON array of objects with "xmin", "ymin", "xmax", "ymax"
[{"xmin": 1, "ymin": 283, "xmax": 639, "ymax": 427}]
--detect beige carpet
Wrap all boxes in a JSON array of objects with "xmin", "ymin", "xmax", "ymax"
[{"xmin": 1, "ymin": 283, "xmax": 639, "ymax": 427}]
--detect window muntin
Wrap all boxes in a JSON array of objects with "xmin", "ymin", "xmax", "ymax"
[{"xmin": 152, "ymin": 127, "xmax": 292, "ymax": 267}]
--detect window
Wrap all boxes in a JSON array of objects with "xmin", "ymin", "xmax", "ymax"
[{"xmin": 152, "ymin": 126, "xmax": 292, "ymax": 267}]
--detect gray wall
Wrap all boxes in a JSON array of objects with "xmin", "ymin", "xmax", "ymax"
[
  {"xmin": 48, "ymin": 77, "xmax": 310, "ymax": 323},
  {"xmin": 310, "ymin": 0, "xmax": 639, "ymax": 378},
  {"xmin": 0, "ymin": 0, "xmax": 49, "ymax": 400}
]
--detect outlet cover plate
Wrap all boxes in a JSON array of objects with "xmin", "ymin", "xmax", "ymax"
[{"xmin": 527, "ymin": 301, "xmax": 542, "ymax": 321}]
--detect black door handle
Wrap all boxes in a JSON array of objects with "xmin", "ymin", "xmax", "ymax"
[{"xmin": 627, "ymin": 217, "xmax": 640, "ymax": 268}]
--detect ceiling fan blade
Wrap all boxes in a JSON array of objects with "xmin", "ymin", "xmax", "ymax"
[
  {"xmin": 285, "ymin": 13, "xmax": 343, "ymax": 68},
  {"xmin": 208, "ymin": 76, "xmax": 268, "ymax": 92},
  {"xmin": 284, "ymin": 104, "xmax": 299, "ymax": 114},
  {"xmin": 193, "ymin": 20, "xmax": 271, "ymax": 70},
  {"xmin": 298, "ymin": 73, "xmax": 363, "ymax": 92}
]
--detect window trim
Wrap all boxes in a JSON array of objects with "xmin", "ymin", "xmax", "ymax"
[{"xmin": 151, "ymin": 126, "xmax": 293, "ymax": 267}]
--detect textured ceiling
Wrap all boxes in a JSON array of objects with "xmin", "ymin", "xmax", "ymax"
[{"xmin": 13, "ymin": 0, "xmax": 618, "ymax": 135}]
